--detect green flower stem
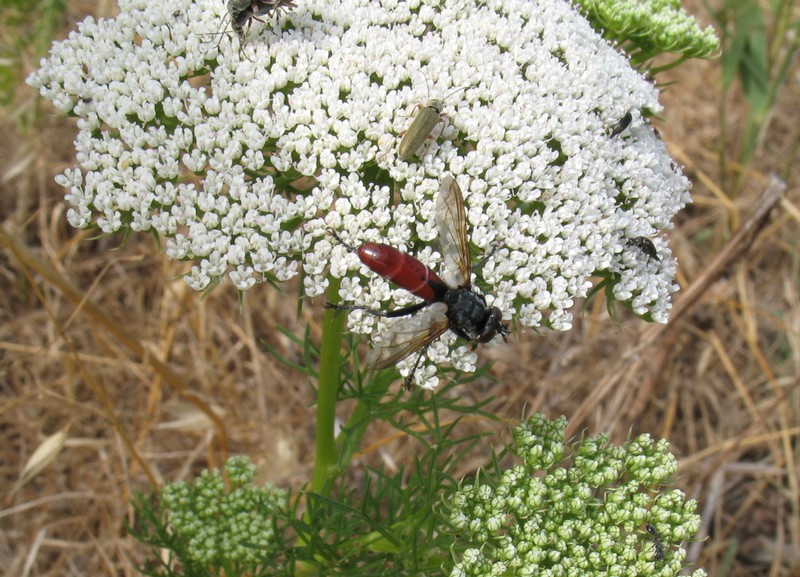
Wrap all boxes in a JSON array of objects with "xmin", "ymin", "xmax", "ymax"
[
  {"xmin": 648, "ymin": 54, "xmax": 691, "ymax": 75},
  {"xmin": 310, "ymin": 275, "xmax": 345, "ymax": 496}
]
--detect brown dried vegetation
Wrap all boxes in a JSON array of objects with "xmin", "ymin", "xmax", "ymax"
[{"xmin": 1, "ymin": 1, "xmax": 799, "ymax": 576}]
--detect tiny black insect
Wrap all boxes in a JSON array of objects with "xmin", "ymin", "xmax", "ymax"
[
  {"xmin": 164, "ymin": 10, "xmax": 183, "ymax": 41},
  {"xmin": 645, "ymin": 523, "xmax": 665, "ymax": 561},
  {"xmin": 626, "ymin": 236, "xmax": 660, "ymax": 262},
  {"xmin": 609, "ymin": 111, "xmax": 633, "ymax": 138}
]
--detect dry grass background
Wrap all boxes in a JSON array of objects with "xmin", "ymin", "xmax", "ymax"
[{"xmin": 1, "ymin": 1, "xmax": 798, "ymax": 576}]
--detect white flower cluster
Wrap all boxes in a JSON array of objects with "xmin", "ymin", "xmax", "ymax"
[{"xmin": 28, "ymin": 0, "xmax": 690, "ymax": 379}]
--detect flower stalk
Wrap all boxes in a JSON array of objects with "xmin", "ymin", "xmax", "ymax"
[{"xmin": 310, "ymin": 275, "xmax": 344, "ymax": 495}]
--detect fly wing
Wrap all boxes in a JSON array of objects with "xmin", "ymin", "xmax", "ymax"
[
  {"xmin": 367, "ymin": 303, "xmax": 449, "ymax": 369},
  {"xmin": 436, "ymin": 175, "xmax": 471, "ymax": 288}
]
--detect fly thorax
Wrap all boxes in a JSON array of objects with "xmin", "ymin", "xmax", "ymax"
[{"xmin": 444, "ymin": 289, "xmax": 489, "ymax": 341}]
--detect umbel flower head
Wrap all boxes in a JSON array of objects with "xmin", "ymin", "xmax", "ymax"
[
  {"xmin": 575, "ymin": 0, "xmax": 720, "ymax": 67},
  {"xmin": 28, "ymin": 0, "xmax": 690, "ymax": 385},
  {"xmin": 156, "ymin": 456, "xmax": 287, "ymax": 567},
  {"xmin": 446, "ymin": 414, "xmax": 705, "ymax": 577}
]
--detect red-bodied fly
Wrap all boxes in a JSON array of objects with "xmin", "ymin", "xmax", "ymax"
[{"xmin": 329, "ymin": 175, "xmax": 509, "ymax": 388}]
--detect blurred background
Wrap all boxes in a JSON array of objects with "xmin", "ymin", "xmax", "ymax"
[{"xmin": 1, "ymin": 0, "xmax": 798, "ymax": 575}]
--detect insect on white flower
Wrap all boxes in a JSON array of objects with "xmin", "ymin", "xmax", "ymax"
[
  {"xmin": 228, "ymin": 0, "xmax": 296, "ymax": 44},
  {"xmin": 396, "ymin": 85, "xmax": 466, "ymax": 162},
  {"xmin": 608, "ymin": 110, "xmax": 633, "ymax": 138},
  {"xmin": 626, "ymin": 237, "xmax": 660, "ymax": 262},
  {"xmin": 329, "ymin": 175, "xmax": 509, "ymax": 389},
  {"xmin": 27, "ymin": 0, "xmax": 694, "ymax": 385}
]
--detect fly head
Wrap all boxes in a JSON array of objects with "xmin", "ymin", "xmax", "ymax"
[{"xmin": 478, "ymin": 306, "xmax": 509, "ymax": 343}]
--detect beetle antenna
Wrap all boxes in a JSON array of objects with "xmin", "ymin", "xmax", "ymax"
[
  {"xmin": 416, "ymin": 69, "xmax": 469, "ymax": 104},
  {"xmin": 413, "ymin": 68, "xmax": 431, "ymax": 103},
  {"xmin": 442, "ymin": 84, "xmax": 468, "ymax": 102}
]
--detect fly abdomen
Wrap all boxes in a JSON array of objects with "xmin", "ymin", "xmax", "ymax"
[{"xmin": 357, "ymin": 243, "xmax": 448, "ymax": 303}]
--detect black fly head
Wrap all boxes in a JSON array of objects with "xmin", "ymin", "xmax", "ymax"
[{"xmin": 480, "ymin": 307, "xmax": 509, "ymax": 343}]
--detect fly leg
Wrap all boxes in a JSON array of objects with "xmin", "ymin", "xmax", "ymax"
[
  {"xmin": 325, "ymin": 301, "xmax": 429, "ymax": 318},
  {"xmin": 197, "ymin": 14, "xmax": 232, "ymax": 52},
  {"xmin": 328, "ymin": 229, "xmax": 358, "ymax": 252},
  {"xmin": 243, "ymin": 1, "xmax": 290, "ymax": 30},
  {"xmin": 473, "ymin": 242, "xmax": 502, "ymax": 271},
  {"xmin": 403, "ymin": 345, "xmax": 431, "ymax": 391}
]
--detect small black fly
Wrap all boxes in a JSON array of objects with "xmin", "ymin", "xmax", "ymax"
[
  {"xmin": 626, "ymin": 237, "xmax": 660, "ymax": 262},
  {"xmin": 609, "ymin": 111, "xmax": 633, "ymax": 138}
]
